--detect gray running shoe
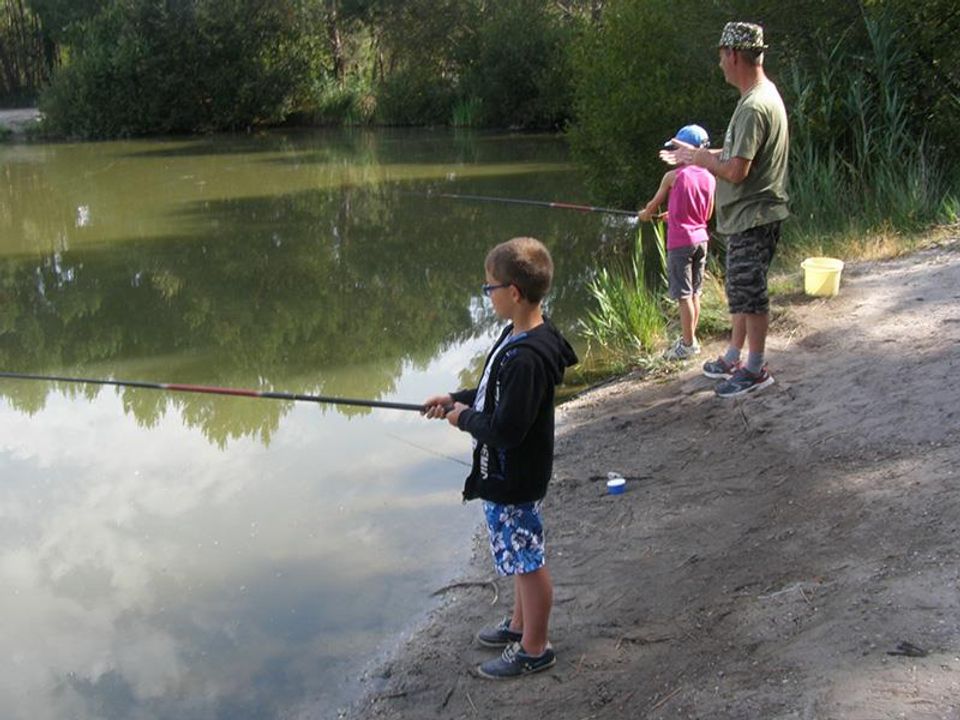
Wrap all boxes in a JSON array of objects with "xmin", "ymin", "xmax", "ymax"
[
  {"xmin": 476, "ymin": 617, "xmax": 523, "ymax": 648},
  {"xmin": 702, "ymin": 356, "xmax": 740, "ymax": 379},
  {"xmin": 715, "ymin": 366, "xmax": 775, "ymax": 398},
  {"xmin": 662, "ymin": 337, "xmax": 701, "ymax": 361},
  {"xmin": 477, "ymin": 641, "xmax": 556, "ymax": 680}
]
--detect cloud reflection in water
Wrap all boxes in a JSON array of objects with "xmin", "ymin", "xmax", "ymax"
[{"xmin": 0, "ymin": 375, "xmax": 476, "ymax": 719}]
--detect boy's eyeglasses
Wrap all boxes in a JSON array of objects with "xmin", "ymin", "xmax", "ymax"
[{"xmin": 481, "ymin": 283, "xmax": 512, "ymax": 297}]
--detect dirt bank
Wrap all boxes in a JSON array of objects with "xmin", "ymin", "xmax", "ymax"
[{"xmin": 351, "ymin": 235, "xmax": 960, "ymax": 720}]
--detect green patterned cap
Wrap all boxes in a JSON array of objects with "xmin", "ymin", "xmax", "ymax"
[{"xmin": 718, "ymin": 22, "xmax": 767, "ymax": 50}]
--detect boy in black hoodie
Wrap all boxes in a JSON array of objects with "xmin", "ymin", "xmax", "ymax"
[{"xmin": 423, "ymin": 237, "xmax": 578, "ymax": 679}]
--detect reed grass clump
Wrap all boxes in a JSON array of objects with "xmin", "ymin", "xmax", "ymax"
[
  {"xmin": 783, "ymin": 14, "xmax": 957, "ymax": 261},
  {"xmin": 451, "ymin": 97, "xmax": 482, "ymax": 128},
  {"xmin": 579, "ymin": 226, "xmax": 666, "ymax": 362}
]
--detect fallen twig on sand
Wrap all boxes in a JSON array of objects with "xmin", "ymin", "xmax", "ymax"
[
  {"xmin": 758, "ymin": 581, "xmax": 817, "ymax": 600},
  {"xmin": 616, "ymin": 634, "xmax": 673, "ymax": 650},
  {"xmin": 439, "ymin": 683, "xmax": 456, "ymax": 710},
  {"xmin": 649, "ymin": 686, "xmax": 682, "ymax": 711},
  {"xmin": 431, "ymin": 580, "xmax": 499, "ymax": 605}
]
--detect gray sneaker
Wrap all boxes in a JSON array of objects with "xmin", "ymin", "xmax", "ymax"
[
  {"xmin": 702, "ymin": 355, "xmax": 740, "ymax": 379},
  {"xmin": 662, "ymin": 337, "xmax": 701, "ymax": 361},
  {"xmin": 476, "ymin": 617, "xmax": 523, "ymax": 648},
  {"xmin": 715, "ymin": 366, "xmax": 775, "ymax": 398},
  {"xmin": 477, "ymin": 642, "xmax": 556, "ymax": 680}
]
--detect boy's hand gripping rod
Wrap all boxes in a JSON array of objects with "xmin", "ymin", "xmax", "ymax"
[{"xmin": 0, "ymin": 371, "xmax": 429, "ymax": 412}]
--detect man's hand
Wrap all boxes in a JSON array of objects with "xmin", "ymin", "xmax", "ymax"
[{"xmin": 658, "ymin": 138, "xmax": 695, "ymax": 166}]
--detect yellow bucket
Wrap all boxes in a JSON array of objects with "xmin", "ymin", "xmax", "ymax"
[{"xmin": 801, "ymin": 257, "xmax": 844, "ymax": 297}]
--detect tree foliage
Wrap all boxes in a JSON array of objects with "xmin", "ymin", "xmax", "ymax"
[
  {"xmin": 0, "ymin": 0, "xmax": 48, "ymax": 102},
  {"xmin": 568, "ymin": 0, "xmax": 730, "ymax": 206},
  {"xmin": 568, "ymin": 0, "xmax": 960, "ymax": 210},
  {"xmin": 38, "ymin": 0, "xmax": 314, "ymax": 137}
]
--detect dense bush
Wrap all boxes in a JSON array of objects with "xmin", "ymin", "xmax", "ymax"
[
  {"xmin": 569, "ymin": 0, "xmax": 960, "ymax": 225},
  {"xmin": 374, "ymin": 66, "xmax": 455, "ymax": 126},
  {"xmin": 454, "ymin": 1, "xmax": 575, "ymax": 129},
  {"xmin": 39, "ymin": 0, "xmax": 313, "ymax": 137},
  {"xmin": 567, "ymin": 0, "xmax": 730, "ymax": 208}
]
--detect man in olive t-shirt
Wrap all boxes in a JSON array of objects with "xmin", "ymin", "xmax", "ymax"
[{"xmin": 662, "ymin": 21, "xmax": 789, "ymax": 398}]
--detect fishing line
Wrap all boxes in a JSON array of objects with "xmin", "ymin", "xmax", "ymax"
[{"xmin": 384, "ymin": 431, "xmax": 471, "ymax": 468}]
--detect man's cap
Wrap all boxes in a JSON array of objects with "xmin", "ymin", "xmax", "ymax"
[
  {"xmin": 718, "ymin": 21, "xmax": 767, "ymax": 51},
  {"xmin": 665, "ymin": 124, "xmax": 710, "ymax": 149}
]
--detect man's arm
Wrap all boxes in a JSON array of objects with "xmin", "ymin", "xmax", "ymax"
[
  {"xmin": 660, "ymin": 142, "xmax": 752, "ymax": 184},
  {"xmin": 692, "ymin": 148, "xmax": 751, "ymax": 184}
]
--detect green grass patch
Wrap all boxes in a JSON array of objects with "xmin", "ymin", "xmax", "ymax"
[{"xmin": 579, "ymin": 225, "xmax": 667, "ymax": 365}]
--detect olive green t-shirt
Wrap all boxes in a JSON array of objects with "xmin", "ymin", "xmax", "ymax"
[{"xmin": 716, "ymin": 79, "xmax": 790, "ymax": 235}]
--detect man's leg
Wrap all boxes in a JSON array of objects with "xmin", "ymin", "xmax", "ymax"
[
  {"xmin": 743, "ymin": 311, "xmax": 770, "ymax": 373},
  {"xmin": 730, "ymin": 312, "xmax": 747, "ymax": 352}
]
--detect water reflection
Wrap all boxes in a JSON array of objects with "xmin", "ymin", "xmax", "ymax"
[
  {"xmin": 0, "ymin": 129, "xmax": 634, "ymax": 718},
  {"xmin": 1, "ymin": 129, "xmax": 627, "ymax": 442},
  {"xmin": 1, "ymin": 377, "xmax": 480, "ymax": 719}
]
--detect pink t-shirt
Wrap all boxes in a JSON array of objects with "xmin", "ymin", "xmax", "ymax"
[{"xmin": 666, "ymin": 165, "xmax": 716, "ymax": 250}]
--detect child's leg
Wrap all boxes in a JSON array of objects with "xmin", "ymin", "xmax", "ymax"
[
  {"xmin": 515, "ymin": 565, "xmax": 553, "ymax": 656},
  {"xmin": 687, "ymin": 243, "xmax": 705, "ymax": 345},
  {"xmin": 510, "ymin": 575, "xmax": 523, "ymax": 631},
  {"xmin": 678, "ymin": 296, "xmax": 696, "ymax": 345},
  {"xmin": 692, "ymin": 292, "xmax": 702, "ymax": 341}
]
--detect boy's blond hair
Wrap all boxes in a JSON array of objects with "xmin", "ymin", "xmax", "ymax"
[{"xmin": 485, "ymin": 237, "xmax": 553, "ymax": 303}]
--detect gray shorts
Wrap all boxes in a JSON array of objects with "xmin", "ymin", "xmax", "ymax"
[
  {"xmin": 724, "ymin": 221, "xmax": 781, "ymax": 314},
  {"xmin": 667, "ymin": 243, "xmax": 707, "ymax": 300}
]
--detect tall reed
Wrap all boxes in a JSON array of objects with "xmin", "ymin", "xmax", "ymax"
[
  {"xmin": 784, "ymin": 13, "xmax": 955, "ymax": 261},
  {"xmin": 579, "ymin": 224, "xmax": 667, "ymax": 362}
]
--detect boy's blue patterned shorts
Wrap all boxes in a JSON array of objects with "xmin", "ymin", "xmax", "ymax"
[{"xmin": 482, "ymin": 500, "xmax": 545, "ymax": 576}]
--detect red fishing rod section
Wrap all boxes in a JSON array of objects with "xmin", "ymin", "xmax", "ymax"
[
  {"xmin": 0, "ymin": 371, "xmax": 427, "ymax": 412},
  {"xmin": 423, "ymin": 191, "xmax": 638, "ymax": 217}
]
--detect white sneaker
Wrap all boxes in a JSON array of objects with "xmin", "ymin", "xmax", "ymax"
[{"xmin": 662, "ymin": 337, "xmax": 701, "ymax": 361}]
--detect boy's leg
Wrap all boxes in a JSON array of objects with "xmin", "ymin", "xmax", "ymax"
[
  {"xmin": 510, "ymin": 575, "xmax": 523, "ymax": 631},
  {"xmin": 516, "ymin": 565, "xmax": 553, "ymax": 656}
]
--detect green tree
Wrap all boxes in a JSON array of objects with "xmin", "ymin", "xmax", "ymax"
[
  {"xmin": 455, "ymin": 1, "xmax": 576, "ymax": 129},
  {"xmin": 568, "ymin": 0, "xmax": 729, "ymax": 206},
  {"xmin": 38, "ymin": 0, "xmax": 315, "ymax": 137}
]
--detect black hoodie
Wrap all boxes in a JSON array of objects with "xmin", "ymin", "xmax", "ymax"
[{"xmin": 451, "ymin": 318, "xmax": 578, "ymax": 504}]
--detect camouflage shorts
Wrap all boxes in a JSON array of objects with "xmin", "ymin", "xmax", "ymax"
[{"xmin": 724, "ymin": 221, "xmax": 781, "ymax": 314}]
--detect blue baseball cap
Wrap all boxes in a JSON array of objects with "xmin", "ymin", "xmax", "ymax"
[{"xmin": 665, "ymin": 124, "xmax": 710, "ymax": 149}]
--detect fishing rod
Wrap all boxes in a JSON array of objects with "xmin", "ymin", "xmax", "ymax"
[
  {"xmin": 0, "ymin": 371, "xmax": 427, "ymax": 412},
  {"xmin": 422, "ymin": 191, "xmax": 638, "ymax": 217}
]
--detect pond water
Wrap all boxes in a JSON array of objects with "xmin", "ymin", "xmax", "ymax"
[{"xmin": 0, "ymin": 129, "xmax": 635, "ymax": 719}]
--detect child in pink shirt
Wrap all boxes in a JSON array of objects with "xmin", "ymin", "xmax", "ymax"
[{"xmin": 639, "ymin": 124, "xmax": 716, "ymax": 360}]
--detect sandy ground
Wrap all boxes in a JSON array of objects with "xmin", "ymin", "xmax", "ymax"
[{"xmin": 349, "ymin": 233, "xmax": 960, "ymax": 720}]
